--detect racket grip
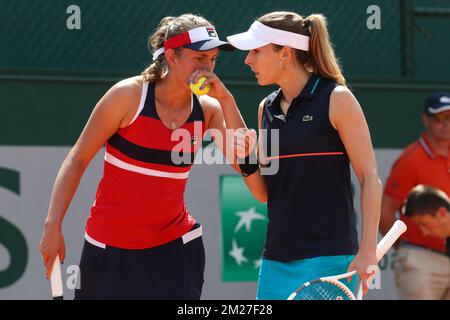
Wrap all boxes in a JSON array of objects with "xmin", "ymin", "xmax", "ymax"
[
  {"xmin": 50, "ymin": 255, "xmax": 64, "ymax": 300},
  {"xmin": 376, "ymin": 220, "xmax": 407, "ymax": 261}
]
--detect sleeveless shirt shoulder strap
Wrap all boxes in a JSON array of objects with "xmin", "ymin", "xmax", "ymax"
[
  {"xmin": 261, "ymin": 90, "xmax": 280, "ymax": 125},
  {"xmin": 125, "ymin": 81, "xmax": 150, "ymax": 126},
  {"xmin": 320, "ymin": 78, "xmax": 339, "ymax": 98},
  {"xmin": 138, "ymin": 82, "xmax": 159, "ymax": 119},
  {"xmin": 190, "ymin": 94, "xmax": 205, "ymax": 122}
]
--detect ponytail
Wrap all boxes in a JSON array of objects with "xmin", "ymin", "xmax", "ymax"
[
  {"xmin": 141, "ymin": 59, "xmax": 165, "ymax": 83},
  {"xmin": 305, "ymin": 14, "xmax": 346, "ymax": 86},
  {"xmin": 141, "ymin": 17, "xmax": 175, "ymax": 83}
]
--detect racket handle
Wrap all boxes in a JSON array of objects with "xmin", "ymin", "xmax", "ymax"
[
  {"xmin": 376, "ymin": 220, "xmax": 407, "ymax": 261},
  {"xmin": 50, "ymin": 255, "xmax": 64, "ymax": 300},
  {"xmin": 356, "ymin": 283, "xmax": 363, "ymax": 300}
]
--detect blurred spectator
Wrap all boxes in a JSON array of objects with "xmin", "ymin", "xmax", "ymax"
[
  {"xmin": 404, "ymin": 185, "xmax": 450, "ymax": 253},
  {"xmin": 381, "ymin": 93, "xmax": 450, "ymax": 300}
]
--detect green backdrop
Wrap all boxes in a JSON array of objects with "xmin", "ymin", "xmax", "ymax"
[{"xmin": 1, "ymin": 0, "xmax": 450, "ymax": 147}]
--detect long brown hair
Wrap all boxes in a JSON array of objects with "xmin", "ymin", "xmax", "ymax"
[
  {"xmin": 141, "ymin": 14, "xmax": 214, "ymax": 83},
  {"xmin": 258, "ymin": 11, "xmax": 346, "ymax": 86}
]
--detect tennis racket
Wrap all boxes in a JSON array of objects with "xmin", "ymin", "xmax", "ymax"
[
  {"xmin": 50, "ymin": 255, "xmax": 64, "ymax": 300},
  {"xmin": 287, "ymin": 220, "xmax": 407, "ymax": 300}
]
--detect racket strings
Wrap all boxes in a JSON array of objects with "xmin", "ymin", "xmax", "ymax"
[{"xmin": 295, "ymin": 281, "xmax": 353, "ymax": 300}]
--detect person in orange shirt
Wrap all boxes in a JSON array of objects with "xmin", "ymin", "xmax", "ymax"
[{"xmin": 381, "ymin": 92, "xmax": 450, "ymax": 299}]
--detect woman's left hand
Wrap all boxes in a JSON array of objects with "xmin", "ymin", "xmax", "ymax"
[
  {"xmin": 347, "ymin": 248, "xmax": 379, "ymax": 296},
  {"xmin": 188, "ymin": 69, "xmax": 232, "ymax": 101}
]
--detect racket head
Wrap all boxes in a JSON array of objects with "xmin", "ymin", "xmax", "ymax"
[
  {"xmin": 287, "ymin": 220, "xmax": 407, "ymax": 301},
  {"xmin": 288, "ymin": 278, "xmax": 356, "ymax": 300}
]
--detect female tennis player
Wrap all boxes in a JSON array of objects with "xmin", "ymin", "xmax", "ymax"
[
  {"xmin": 194, "ymin": 11, "xmax": 382, "ymax": 299},
  {"xmin": 38, "ymin": 13, "xmax": 243, "ymax": 299}
]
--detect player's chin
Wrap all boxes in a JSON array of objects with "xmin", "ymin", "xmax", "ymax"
[
  {"xmin": 255, "ymin": 74, "xmax": 274, "ymax": 87},
  {"xmin": 255, "ymin": 76, "xmax": 268, "ymax": 86}
]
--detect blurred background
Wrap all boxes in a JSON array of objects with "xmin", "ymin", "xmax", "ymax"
[{"xmin": 0, "ymin": 0, "xmax": 449, "ymax": 299}]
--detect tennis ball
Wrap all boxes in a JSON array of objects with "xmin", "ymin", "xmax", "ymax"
[{"xmin": 190, "ymin": 77, "xmax": 210, "ymax": 96}]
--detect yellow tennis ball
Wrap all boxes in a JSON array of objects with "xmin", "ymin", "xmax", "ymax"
[{"xmin": 190, "ymin": 77, "xmax": 210, "ymax": 96}]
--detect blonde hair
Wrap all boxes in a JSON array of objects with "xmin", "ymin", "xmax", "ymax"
[
  {"xmin": 258, "ymin": 11, "xmax": 346, "ymax": 86},
  {"xmin": 141, "ymin": 14, "xmax": 213, "ymax": 83}
]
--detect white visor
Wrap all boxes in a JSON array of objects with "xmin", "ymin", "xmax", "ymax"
[{"xmin": 227, "ymin": 21, "xmax": 309, "ymax": 51}]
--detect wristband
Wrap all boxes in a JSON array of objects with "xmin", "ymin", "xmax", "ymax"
[{"xmin": 238, "ymin": 153, "xmax": 259, "ymax": 177}]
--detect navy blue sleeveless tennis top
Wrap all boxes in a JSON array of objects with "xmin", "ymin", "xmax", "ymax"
[{"xmin": 261, "ymin": 74, "xmax": 358, "ymax": 261}]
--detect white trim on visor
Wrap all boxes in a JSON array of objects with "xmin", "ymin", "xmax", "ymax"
[
  {"xmin": 227, "ymin": 21, "xmax": 309, "ymax": 51},
  {"xmin": 153, "ymin": 26, "xmax": 219, "ymax": 60},
  {"xmin": 153, "ymin": 47, "xmax": 165, "ymax": 61}
]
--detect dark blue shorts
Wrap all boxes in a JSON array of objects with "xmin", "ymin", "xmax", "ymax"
[{"xmin": 74, "ymin": 223, "xmax": 204, "ymax": 300}]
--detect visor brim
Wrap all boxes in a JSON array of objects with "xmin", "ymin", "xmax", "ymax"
[
  {"xmin": 226, "ymin": 32, "xmax": 269, "ymax": 50},
  {"xmin": 184, "ymin": 39, "xmax": 234, "ymax": 51}
]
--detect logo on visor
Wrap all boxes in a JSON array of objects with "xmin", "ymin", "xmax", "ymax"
[{"xmin": 206, "ymin": 27, "xmax": 217, "ymax": 38}]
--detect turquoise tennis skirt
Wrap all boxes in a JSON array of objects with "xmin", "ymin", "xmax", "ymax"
[{"xmin": 256, "ymin": 255, "xmax": 358, "ymax": 300}]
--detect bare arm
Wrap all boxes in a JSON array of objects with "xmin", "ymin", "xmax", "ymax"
[
  {"xmin": 202, "ymin": 94, "xmax": 268, "ymax": 203},
  {"xmin": 330, "ymin": 86, "xmax": 382, "ymax": 294},
  {"xmin": 241, "ymin": 100, "xmax": 268, "ymax": 203},
  {"xmin": 194, "ymin": 70, "xmax": 267, "ymax": 202},
  {"xmin": 380, "ymin": 194, "xmax": 403, "ymax": 235},
  {"xmin": 200, "ymin": 94, "xmax": 242, "ymax": 173},
  {"xmin": 39, "ymin": 78, "xmax": 140, "ymax": 277}
]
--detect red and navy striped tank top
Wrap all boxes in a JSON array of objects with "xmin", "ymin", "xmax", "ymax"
[{"xmin": 85, "ymin": 81, "xmax": 205, "ymax": 249}]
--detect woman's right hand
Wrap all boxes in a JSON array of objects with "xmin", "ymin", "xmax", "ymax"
[{"xmin": 39, "ymin": 224, "xmax": 66, "ymax": 279}]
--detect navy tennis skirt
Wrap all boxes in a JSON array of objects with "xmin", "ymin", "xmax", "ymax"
[{"xmin": 74, "ymin": 223, "xmax": 204, "ymax": 300}]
